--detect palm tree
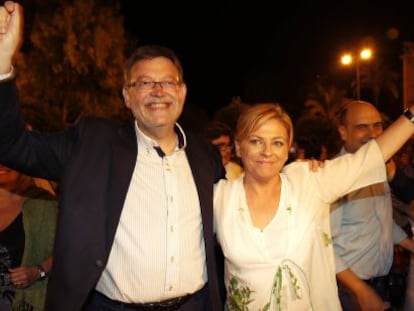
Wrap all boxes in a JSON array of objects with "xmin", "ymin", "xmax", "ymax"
[
  {"xmin": 365, "ymin": 60, "xmax": 400, "ymax": 119},
  {"xmin": 295, "ymin": 75, "xmax": 348, "ymax": 158},
  {"xmin": 299, "ymin": 75, "xmax": 348, "ymax": 123}
]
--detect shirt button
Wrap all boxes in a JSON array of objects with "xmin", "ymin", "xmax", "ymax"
[{"xmin": 95, "ymin": 259, "xmax": 104, "ymax": 268}]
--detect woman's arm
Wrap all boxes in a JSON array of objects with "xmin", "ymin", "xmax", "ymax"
[
  {"xmin": 8, "ymin": 255, "xmax": 53, "ymax": 288},
  {"xmin": 376, "ymin": 107, "xmax": 414, "ymax": 161}
]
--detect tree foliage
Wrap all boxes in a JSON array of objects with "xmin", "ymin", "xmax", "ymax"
[
  {"xmin": 295, "ymin": 76, "xmax": 347, "ymax": 158},
  {"xmin": 299, "ymin": 76, "xmax": 347, "ymax": 123},
  {"xmin": 15, "ymin": 0, "xmax": 130, "ymax": 130}
]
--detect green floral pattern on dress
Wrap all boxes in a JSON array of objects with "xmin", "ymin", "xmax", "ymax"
[
  {"xmin": 322, "ymin": 231, "xmax": 332, "ymax": 246},
  {"xmin": 227, "ymin": 260, "xmax": 309, "ymax": 311},
  {"xmin": 227, "ymin": 277, "xmax": 270, "ymax": 311}
]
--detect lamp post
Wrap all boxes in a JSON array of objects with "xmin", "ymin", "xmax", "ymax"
[{"xmin": 340, "ymin": 48, "xmax": 373, "ymax": 100}]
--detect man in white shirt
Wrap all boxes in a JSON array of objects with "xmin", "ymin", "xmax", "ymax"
[{"xmin": 0, "ymin": 2, "xmax": 225, "ymax": 310}]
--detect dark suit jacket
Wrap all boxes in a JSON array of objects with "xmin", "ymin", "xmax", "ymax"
[{"xmin": 0, "ymin": 81, "xmax": 225, "ymax": 311}]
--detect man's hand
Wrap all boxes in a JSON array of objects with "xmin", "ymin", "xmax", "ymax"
[
  {"xmin": 337, "ymin": 269, "xmax": 390, "ymax": 311},
  {"xmin": 354, "ymin": 282, "xmax": 389, "ymax": 311},
  {"xmin": 305, "ymin": 158, "xmax": 325, "ymax": 172},
  {"xmin": 399, "ymin": 236, "xmax": 414, "ymax": 253},
  {"xmin": 0, "ymin": 1, "xmax": 23, "ymax": 73}
]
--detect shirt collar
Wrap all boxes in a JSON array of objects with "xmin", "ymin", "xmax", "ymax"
[{"xmin": 134, "ymin": 122, "xmax": 187, "ymax": 158}]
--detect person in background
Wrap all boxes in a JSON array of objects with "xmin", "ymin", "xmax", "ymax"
[
  {"xmin": 24, "ymin": 123, "xmax": 57, "ymax": 196},
  {"xmin": 214, "ymin": 101, "xmax": 414, "ymax": 310},
  {"xmin": 0, "ymin": 164, "xmax": 57, "ymax": 311},
  {"xmin": 395, "ymin": 140, "xmax": 414, "ymax": 178},
  {"xmin": 0, "ymin": 2, "xmax": 224, "ymax": 310},
  {"xmin": 294, "ymin": 136, "xmax": 328, "ymax": 161},
  {"xmin": 390, "ymin": 140, "xmax": 414, "ymax": 205},
  {"xmin": 388, "ymin": 140, "xmax": 414, "ymax": 310},
  {"xmin": 390, "ymin": 140, "xmax": 414, "ymax": 231},
  {"xmin": 203, "ymin": 121, "xmax": 243, "ymax": 180},
  {"xmin": 402, "ymin": 199, "xmax": 414, "ymax": 311},
  {"xmin": 330, "ymin": 100, "xmax": 414, "ymax": 311}
]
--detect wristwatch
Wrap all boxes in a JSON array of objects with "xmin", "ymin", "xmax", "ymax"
[
  {"xmin": 403, "ymin": 108, "xmax": 414, "ymax": 123},
  {"xmin": 37, "ymin": 265, "xmax": 47, "ymax": 279}
]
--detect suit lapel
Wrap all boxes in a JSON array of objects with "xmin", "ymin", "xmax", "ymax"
[
  {"xmin": 106, "ymin": 121, "xmax": 137, "ymax": 252},
  {"xmin": 186, "ymin": 135, "xmax": 222, "ymax": 310},
  {"xmin": 186, "ymin": 135, "xmax": 213, "ymax": 239}
]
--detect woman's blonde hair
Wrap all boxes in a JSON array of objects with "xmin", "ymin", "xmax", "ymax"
[{"xmin": 235, "ymin": 103, "xmax": 294, "ymax": 146}]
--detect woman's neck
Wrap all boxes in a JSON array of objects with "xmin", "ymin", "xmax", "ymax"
[{"xmin": 243, "ymin": 174, "xmax": 281, "ymax": 193}]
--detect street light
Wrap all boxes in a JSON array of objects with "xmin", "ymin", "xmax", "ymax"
[{"xmin": 340, "ymin": 48, "xmax": 373, "ymax": 100}]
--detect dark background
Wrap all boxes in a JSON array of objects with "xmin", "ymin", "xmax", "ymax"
[{"xmin": 121, "ymin": 1, "xmax": 414, "ymax": 117}]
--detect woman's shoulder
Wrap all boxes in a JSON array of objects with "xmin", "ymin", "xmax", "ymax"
[
  {"xmin": 216, "ymin": 174, "xmax": 243, "ymax": 189},
  {"xmin": 22, "ymin": 186, "xmax": 58, "ymax": 212},
  {"xmin": 282, "ymin": 161, "xmax": 312, "ymax": 179},
  {"xmin": 214, "ymin": 175, "xmax": 244, "ymax": 200}
]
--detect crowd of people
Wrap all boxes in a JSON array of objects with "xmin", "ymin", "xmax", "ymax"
[{"xmin": 1, "ymin": 1, "xmax": 414, "ymax": 311}]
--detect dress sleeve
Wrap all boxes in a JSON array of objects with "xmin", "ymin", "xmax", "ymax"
[{"xmin": 316, "ymin": 140, "xmax": 387, "ymax": 203}]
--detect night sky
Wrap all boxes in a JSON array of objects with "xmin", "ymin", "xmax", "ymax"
[{"xmin": 122, "ymin": 1, "xmax": 414, "ymax": 118}]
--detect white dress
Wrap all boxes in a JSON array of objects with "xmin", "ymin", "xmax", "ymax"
[{"xmin": 214, "ymin": 140, "xmax": 386, "ymax": 311}]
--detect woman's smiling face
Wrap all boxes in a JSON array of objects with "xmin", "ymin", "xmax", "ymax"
[{"xmin": 236, "ymin": 118, "xmax": 289, "ymax": 181}]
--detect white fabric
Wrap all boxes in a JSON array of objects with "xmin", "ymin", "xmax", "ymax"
[
  {"xmin": 214, "ymin": 140, "xmax": 386, "ymax": 311},
  {"xmin": 96, "ymin": 123, "xmax": 206, "ymax": 303},
  {"xmin": 0, "ymin": 66, "xmax": 15, "ymax": 81}
]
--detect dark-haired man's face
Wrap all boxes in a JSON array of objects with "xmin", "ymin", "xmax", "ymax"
[
  {"xmin": 338, "ymin": 103, "xmax": 383, "ymax": 153},
  {"xmin": 122, "ymin": 57, "xmax": 187, "ymax": 140}
]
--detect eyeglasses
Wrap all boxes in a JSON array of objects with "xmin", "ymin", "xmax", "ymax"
[{"xmin": 126, "ymin": 80, "xmax": 181, "ymax": 91}]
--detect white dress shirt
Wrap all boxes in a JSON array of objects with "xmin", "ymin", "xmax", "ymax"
[{"xmin": 96, "ymin": 123, "xmax": 206, "ymax": 302}]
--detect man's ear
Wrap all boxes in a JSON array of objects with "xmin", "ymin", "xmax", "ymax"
[
  {"xmin": 178, "ymin": 82, "xmax": 187, "ymax": 104},
  {"xmin": 122, "ymin": 87, "xmax": 131, "ymax": 109},
  {"xmin": 338, "ymin": 125, "xmax": 347, "ymax": 141}
]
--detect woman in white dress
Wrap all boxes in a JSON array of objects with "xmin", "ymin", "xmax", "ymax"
[{"xmin": 214, "ymin": 103, "xmax": 414, "ymax": 311}]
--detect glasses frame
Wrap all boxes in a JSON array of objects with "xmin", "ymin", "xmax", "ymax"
[{"xmin": 125, "ymin": 79, "xmax": 182, "ymax": 91}]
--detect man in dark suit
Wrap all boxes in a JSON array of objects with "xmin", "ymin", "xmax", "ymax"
[{"xmin": 0, "ymin": 2, "xmax": 225, "ymax": 310}]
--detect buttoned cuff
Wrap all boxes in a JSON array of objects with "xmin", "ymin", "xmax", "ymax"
[{"xmin": 0, "ymin": 66, "xmax": 15, "ymax": 82}]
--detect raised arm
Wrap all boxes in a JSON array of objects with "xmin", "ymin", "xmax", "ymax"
[
  {"xmin": 0, "ymin": 1, "xmax": 23, "ymax": 74},
  {"xmin": 376, "ymin": 107, "xmax": 414, "ymax": 161}
]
